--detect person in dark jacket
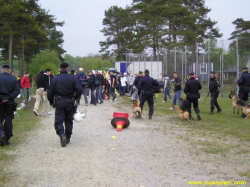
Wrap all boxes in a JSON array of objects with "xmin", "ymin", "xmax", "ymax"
[
  {"xmin": 237, "ymin": 67, "xmax": 250, "ymax": 117},
  {"xmin": 48, "ymin": 62, "xmax": 82, "ymax": 147},
  {"xmin": 134, "ymin": 71, "xmax": 143, "ymax": 100},
  {"xmin": 70, "ymin": 70, "xmax": 75, "ymax": 75},
  {"xmin": 139, "ymin": 69, "xmax": 159, "ymax": 119},
  {"xmin": 209, "ymin": 71, "xmax": 222, "ymax": 114},
  {"xmin": 99, "ymin": 71, "xmax": 105, "ymax": 100},
  {"xmin": 88, "ymin": 70, "xmax": 97, "ymax": 106},
  {"xmin": 34, "ymin": 69, "xmax": 49, "ymax": 116},
  {"xmin": 172, "ymin": 72, "xmax": 182, "ymax": 108},
  {"xmin": 95, "ymin": 70, "xmax": 103, "ymax": 104},
  {"xmin": 109, "ymin": 71, "xmax": 117, "ymax": 101},
  {"xmin": 0, "ymin": 65, "xmax": 20, "ymax": 146},
  {"xmin": 184, "ymin": 72, "xmax": 202, "ymax": 120},
  {"xmin": 76, "ymin": 68, "xmax": 88, "ymax": 106}
]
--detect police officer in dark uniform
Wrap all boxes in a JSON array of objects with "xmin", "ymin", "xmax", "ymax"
[
  {"xmin": 134, "ymin": 71, "xmax": 143, "ymax": 99},
  {"xmin": 237, "ymin": 67, "xmax": 250, "ymax": 117},
  {"xmin": 48, "ymin": 63, "xmax": 82, "ymax": 147},
  {"xmin": 0, "ymin": 65, "xmax": 20, "ymax": 146},
  {"xmin": 139, "ymin": 69, "xmax": 159, "ymax": 119},
  {"xmin": 184, "ymin": 72, "xmax": 202, "ymax": 120},
  {"xmin": 209, "ymin": 71, "xmax": 222, "ymax": 115}
]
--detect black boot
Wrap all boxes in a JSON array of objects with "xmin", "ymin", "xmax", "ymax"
[
  {"xmin": 149, "ymin": 115, "xmax": 152, "ymax": 120},
  {"xmin": 197, "ymin": 115, "xmax": 201, "ymax": 121},
  {"xmin": 59, "ymin": 134, "xmax": 67, "ymax": 147},
  {"xmin": 0, "ymin": 134, "xmax": 5, "ymax": 147},
  {"xmin": 217, "ymin": 109, "xmax": 222, "ymax": 113},
  {"xmin": 66, "ymin": 139, "xmax": 70, "ymax": 144},
  {"xmin": 209, "ymin": 111, "xmax": 214, "ymax": 115}
]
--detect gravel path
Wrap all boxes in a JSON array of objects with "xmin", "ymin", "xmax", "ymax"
[{"xmin": 4, "ymin": 98, "xmax": 249, "ymax": 187}]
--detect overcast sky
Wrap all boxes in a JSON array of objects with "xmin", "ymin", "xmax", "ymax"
[{"xmin": 39, "ymin": 0, "xmax": 250, "ymax": 57}]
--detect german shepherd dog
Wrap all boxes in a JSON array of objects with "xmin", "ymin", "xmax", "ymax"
[
  {"xmin": 131, "ymin": 87, "xmax": 142, "ymax": 118},
  {"xmin": 229, "ymin": 90, "xmax": 240, "ymax": 114},
  {"xmin": 173, "ymin": 98, "xmax": 191, "ymax": 122},
  {"xmin": 235, "ymin": 100, "xmax": 250, "ymax": 119}
]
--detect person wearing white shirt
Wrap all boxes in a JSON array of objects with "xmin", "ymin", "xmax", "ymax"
[{"xmin": 121, "ymin": 73, "xmax": 127, "ymax": 96}]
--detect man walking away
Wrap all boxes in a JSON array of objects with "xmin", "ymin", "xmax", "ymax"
[
  {"xmin": 48, "ymin": 62, "xmax": 82, "ymax": 147},
  {"xmin": 95, "ymin": 70, "xmax": 103, "ymax": 104},
  {"xmin": 209, "ymin": 71, "xmax": 222, "ymax": 115},
  {"xmin": 45, "ymin": 68, "xmax": 53, "ymax": 114},
  {"xmin": 110, "ymin": 70, "xmax": 117, "ymax": 101},
  {"xmin": 0, "ymin": 65, "xmax": 20, "ymax": 146},
  {"xmin": 139, "ymin": 69, "xmax": 159, "ymax": 119},
  {"xmin": 134, "ymin": 71, "xmax": 143, "ymax": 100},
  {"xmin": 34, "ymin": 69, "xmax": 49, "ymax": 116},
  {"xmin": 171, "ymin": 72, "xmax": 182, "ymax": 109},
  {"xmin": 237, "ymin": 67, "xmax": 250, "ymax": 117},
  {"xmin": 162, "ymin": 75, "xmax": 172, "ymax": 103},
  {"xmin": 99, "ymin": 71, "xmax": 105, "ymax": 100},
  {"xmin": 128, "ymin": 71, "xmax": 135, "ymax": 96},
  {"xmin": 184, "ymin": 72, "xmax": 202, "ymax": 120},
  {"xmin": 121, "ymin": 73, "xmax": 127, "ymax": 96},
  {"xmin": 76, "ymin": 68, "xmax": 88, "ymax": 106},
  {"xmin": 21, "ymin": 72, "xmax": 31, "ymax": 104},
  {"xmin": 88, "ymin": 70, "xmax": 97, "ymax": 106}
]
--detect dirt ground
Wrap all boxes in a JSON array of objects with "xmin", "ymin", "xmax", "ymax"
[{"xmin": 3, "ymin": 97, "xmax": 249, "ymax": 187}]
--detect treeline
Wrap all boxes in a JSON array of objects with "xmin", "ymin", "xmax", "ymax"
[
  {"xmin": 0, "ymin": 0, "xmax": 65, "ymax": 76},
  {"xmin": 99, "ymin": 0, "xmax": 222, "ymax": 62},
  {"xmin": 64, "ymin": 54, "xmax": 115, "ymax": 73}
]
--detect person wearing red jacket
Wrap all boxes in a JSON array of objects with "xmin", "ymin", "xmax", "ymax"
[{"xmin": 21, "ymin": 72, "xmax": 31, "ymax": 103}]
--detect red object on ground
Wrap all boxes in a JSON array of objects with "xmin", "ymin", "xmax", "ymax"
[{"xmin": 111, "ymin": 112, "xmax": 130, "ymax": 132}]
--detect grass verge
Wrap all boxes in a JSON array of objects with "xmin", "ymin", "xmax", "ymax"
[{"xmin": 0, "ymin": 98, "xmax": 40, "ymax": 185}]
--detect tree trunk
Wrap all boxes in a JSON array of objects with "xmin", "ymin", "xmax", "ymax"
[
  {"xmin": 22, "ymin": 32, "xmax": 25, "ymax": 74},
  {"xmin": 18, "ymin": 53, "xmax": 23, "ymax": 77},
  {"xmin": 9, "ymin": 28, "xmax": 13, "ymax": 72}
]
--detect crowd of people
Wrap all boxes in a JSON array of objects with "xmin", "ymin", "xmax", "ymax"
[{"xmin": 1, "ymin": 62, "xmax": 250, "ymax": 147}]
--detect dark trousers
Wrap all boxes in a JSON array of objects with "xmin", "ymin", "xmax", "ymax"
[
  {"xmin": 210, "ymin": 92, "xmax": 221, "ymax": 112},
  {"xmin": 55, "ymin": 99, "xmax": 74, "ymax": 140},
  {"xmin": 122, "ymin": 86, "xmax": 127, "ymax": 96},
  {"xmin": 0, "ymin": 102, "xmax": 14, "ymax": 140},
  {"xmin": 90, "ymin": 89, "xmax": 96, "ymax": 105},
  {"xmin": 238, "ymin": 88, "xmax": 250, "ymax": 101},
  {"xmin": 139, "ymin": 91, "xmax": 154, "ymax": 116},
  {"xmin": 110, "ymin": 87, "xmax": 117, "ymax": 100},
  {"xmin": 187, "ymin": 98, "xmax": 200, "ymax": 116}
]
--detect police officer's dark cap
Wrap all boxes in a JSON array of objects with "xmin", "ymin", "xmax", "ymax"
[
  {"xmin": 88, "ymin": 70, "xmax": 92, "ymax": 73},
  {"xmin": 3, "ymin": 65, "xmax": 10, "ymax": 69},
  {"xmin": 145, "ymin": 69, "xmax": 149, "ymax": 73},
  {"xmin": 60, "ymin": 62, "xmax": 69, "ymax": 68},
  {"xmin": 139, "ymin": 71, "xmax": 143, "ymax": 74},
  {"xmin": 189, "ymin": 72, "xmax": 194, "ymax": 76},
  {"xmin": 211, "ymin": 71, "xmax": 216, "ymax": 74},
  {"xmin": 242, "ymin": 67, "xmax": 248, "ymax": 70}
]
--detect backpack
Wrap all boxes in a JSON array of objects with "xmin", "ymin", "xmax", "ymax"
[
  {"xmin": 95, "ymin": 76, "xmax": 100, "ymax": 87},
  {"xmin": 79, "ymin": 73, "xmax": 87, "ymax": 86}
]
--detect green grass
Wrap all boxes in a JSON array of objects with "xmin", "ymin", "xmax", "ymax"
[
  {"xmin": 0, "ymin": 98, "xmax": 40, "ymax": 185},
  {"xmin": 119, "ymin": 89, "xmax": 250, "ymax": 142}
]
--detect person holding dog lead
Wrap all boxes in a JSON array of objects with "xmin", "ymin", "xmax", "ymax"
[
  {"xmin": 184, "ymin": 72, "xmax": 202, "ymax": 121},
  {"xmin": 139, "ymin": 69, "xmax": 159, "ymax": 120},
  {"xmin": 209, "ymin": 71, "xmax": 222, "ymax": 115},
  {"xmin": 0, "ymin": 65, "xmax": 20, "ymax": 146},
  {"xmin": 237, "ymin": 67, "xmax": 250, "ymax": 117},
  {"xmin": 48, "ymin": 62, "xmax": 82, "ymax": 147}
]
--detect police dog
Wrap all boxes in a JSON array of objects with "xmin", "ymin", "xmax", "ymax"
[
  {"xmin": 229, "ymin": 90, "xmax": 240, "ymax": 114},
  {"xmin": 235, "ymin": 100, "xmax": 250, "ymax": 119},
  {"xmin": 173, "ymin": 98, "xmax": 191, "ymax": 122},
  {"xmin": 131, "ymin": 87, "xmax": 142, "ymax": 118}
]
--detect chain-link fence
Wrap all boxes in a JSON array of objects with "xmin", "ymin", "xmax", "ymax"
[{"xmin": 124, "ymin": 38, "xmax": 250, "ymax": 83}]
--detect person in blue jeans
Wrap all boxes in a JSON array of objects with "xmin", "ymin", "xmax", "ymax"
[
  {"xmin": 171, "ymin": 72, "xmax": 182, "ymax": 109},
  {"xmin": 162, "ymin": 75, "xmax": 172, "ymax": 102}
]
